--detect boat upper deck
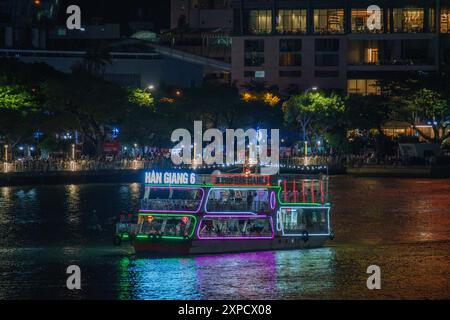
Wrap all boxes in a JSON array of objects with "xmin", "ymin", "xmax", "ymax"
[{"xmin": 140, "ymin": 171, "xmax": 330, "ymax": 213}]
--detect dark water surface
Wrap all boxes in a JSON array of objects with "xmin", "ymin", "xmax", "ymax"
[{"xmin": 0, "ymin": 177, "xmax": 449, "ymax": 299}]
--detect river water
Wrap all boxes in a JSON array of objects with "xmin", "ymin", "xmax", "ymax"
[{"xmin": 0, "ymin": 177, "xmax": 449, "ymax": 300}]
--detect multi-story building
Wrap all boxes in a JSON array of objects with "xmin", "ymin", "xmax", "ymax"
[
  {"xmin": 0, "ymin": 0, "xmax": 60, "ymax": 48},
  {"xmin": 171, "ymin": 0, "xmax": 233, "ymax": 29},
  {"xmin": 167, "ymin": 0, "xmax": 233, "ymax": 63},
  {"xmin": 230, "ymin": 0, "xmax": 450, "ymax": 94}
]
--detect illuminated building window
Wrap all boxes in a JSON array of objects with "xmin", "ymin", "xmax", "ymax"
[
  {"xmin": 351, "ymin": 9, "xmax": 384, "ymax": 33},
  {"xmin": 279, "ymin": 53, "xmax": 302, "ymax": 67},
  {"xmin": 393, "ymin": 8, "xmax": 424, "ymax": 33},
  {"xmin": 314, "ymin": 9, "xmax": 345, "ymax": 34},
  {"xmin": 276, "ymin": 9, "xmax": 307, "ymax": 34},
  {"xmin": 279, "ymin": 39, "xmax": 302, "ymax": 67},
  {"xmin": 347, "ymin": 79, "xmax": 381, "ymax": 95},
  {"xmin": 248, "ymin": 10, "xmax": 272, "ymax": 34},
  {"xmin": 441, "ymin": 9, "xmax": 450, "ymax": 33},
  {"xmin": 244, "ymin": 40, "xmax": 265, "ymax": 67},
  {"xmin": 429, "ymin": 8, "xmax": 436, "ymax": 32},
  {"xmin": 365, "ymin": 47, "xmax": 379, "ymax": 64}
]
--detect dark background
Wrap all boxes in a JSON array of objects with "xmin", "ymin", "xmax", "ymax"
[{"xmin": 56, "ymin": 0, "xmax": 170, "ymax": 31}]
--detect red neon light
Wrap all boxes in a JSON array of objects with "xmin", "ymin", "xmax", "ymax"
[
  {"xmin": 293, "ymin": 180, "xmax": 297, "ymax": 202},
  {"xmin": 284, "ymin": 180, "xmax": 287, "ymax": 202},
  {"xmin": 211, "ymin": 174, "xmax": 271, "ymax": 186},
  {"xmin": 320, "ymin": 180, "xmax": 325, "ymax": 204},
  {"xmin": 302, "ymin": 180, "xmax": 305, "ymax": 203},
  {"xmin": 311, "ymin": 179, "xmax": 315, "ymax": 203}
]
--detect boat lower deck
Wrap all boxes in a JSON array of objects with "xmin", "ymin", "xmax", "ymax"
[{"xmin": 132, "ymin": 236, "xmax": 329, "ymax": 255}]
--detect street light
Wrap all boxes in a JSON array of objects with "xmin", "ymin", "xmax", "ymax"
[{"xmin": 147, "ymin": 84, "xmax": 155, "ymax": 91}]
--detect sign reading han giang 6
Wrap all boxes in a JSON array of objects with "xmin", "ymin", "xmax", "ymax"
[{"xmin": 145, "ymin": 170, "xmax": 197, "ymax": 185}]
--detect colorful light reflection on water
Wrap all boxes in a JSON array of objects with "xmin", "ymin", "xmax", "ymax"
[{"xmin": 0, "ymin": 178, "xmax": 449, "ymax": 299}]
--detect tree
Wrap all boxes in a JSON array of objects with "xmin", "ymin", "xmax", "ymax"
[
  {"xmin": 345, "ymin": 94, "xmax": 392, "ymax": 132},
  {"xmin": 42, "ymin": 74, "xmax": 128, "ymax": 156},
  {"xmin": 282, "ymin": 92, "xmax": 345, "ymax": 145},
  {"xmin": 128, "ymin": 88, "xmax": 154, "ymax": 108},
  {"xmin": 0, "ymin": 60, "xmax": 49, "ymax": 149},
  {"xmin": 82, "ymin": 42, "xmax": 112, "ymax": 76},
  {"xmin": 399, "ymin": 88, "xmax": 450, "ymax": 145},
  {"xmin": 0, "ymin": 85, "xmax": 36, "ymax": 110}
]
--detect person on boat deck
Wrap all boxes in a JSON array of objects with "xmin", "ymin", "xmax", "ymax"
[
  {"xmin": 247, "ymin": 193, "xmax": 253, "ymax": 210},
  {"xmin": 253, "ymin": 192, "xmax": 259, "ymax": 211}
]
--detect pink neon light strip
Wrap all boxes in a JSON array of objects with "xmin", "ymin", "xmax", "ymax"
[
  {"xmin": 270, "ymin": 192, "xmax": 276, "ymax": 210},
  {"xmin": 140, "ymin": 186, "xmax": 204, "ymax": 214},
  {"xmin": 196, "ymin": 215, "xmax": 275, "ymax": 240}
]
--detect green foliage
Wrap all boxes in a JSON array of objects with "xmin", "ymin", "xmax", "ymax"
[
  {"xmin": 0, "ymin": 85, "xmax": 36, "ymax": 110},
  {"xmin": 282, "ymin": 91, "xmax": 345, "ymax": 142},
  {"xmin": 394, "ymin": 88, "xmax": 450, "ymax": 144},
  {"xmin": 128, "ymin": 88, "xmax": 154, "ymax": 108},
  {"xmin": 42, "ymin": 74, "xmax": 128, "ymax": 155},
  {"xmin": 345, "ymin": 94, "xmax": 392, "ymax": 131}
]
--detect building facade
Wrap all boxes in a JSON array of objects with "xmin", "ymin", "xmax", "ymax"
[
  {"xmin": 171, "ymin": 0, "xmax": 233, "ymax": 29},
  {"xmin": 230, "ymin": 0, "xmax": 450, "ymax": 93}
]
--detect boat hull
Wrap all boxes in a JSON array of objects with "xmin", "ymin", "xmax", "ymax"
[{"xmin": 132, "ymin": 236, "xmax": 329, "ymax": 255}]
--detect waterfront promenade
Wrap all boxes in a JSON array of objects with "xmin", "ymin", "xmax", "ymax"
[{"xmin": 0, "ymin": 157, "xmax": 449, "ymax": 186}]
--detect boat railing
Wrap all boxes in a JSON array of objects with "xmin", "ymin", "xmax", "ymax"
[
  {"xmin": 279, "ymin": 177, "xmax": 329, "ymax": 204},
  {"xmin": 140, "ymin": 198, "xmax": 202, "ymax": 211},
  {"xmin": 206, "ymin": 199, "xmax": 270, "ymax": 213},
  {"xmin": 116, "ymin": 223, "xmax": 140, "ymax": 235}
]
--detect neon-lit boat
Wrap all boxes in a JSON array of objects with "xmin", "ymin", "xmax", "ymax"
[{"xmin": 114, "ymin": 171, "xmax": 334, "ymax": 255}]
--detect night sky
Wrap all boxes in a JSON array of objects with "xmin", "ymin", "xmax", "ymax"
[{"xmin": 56, "ymin": 0, "xmax": 170, "ymax": 31}]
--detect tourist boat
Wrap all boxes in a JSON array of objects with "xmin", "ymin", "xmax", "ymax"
[{"xmin": 114, "ymin": 170, "xmax": 334, "ymax": 255}]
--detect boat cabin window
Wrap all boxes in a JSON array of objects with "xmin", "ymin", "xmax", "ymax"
[
  {"xmin": 141, "ymin": 187, "xmax": 203, "ymax": 212},
  {"xmin": 280, "ymin": 207, "xmax": 329, "ymax": 235},
  {"xmin": 206, "ymin": 188, "xmax": 271, "ymax": 213},
  {"xmin": 139, "ymin": 215, "xmax": 196, "ymax": 238},
  {"xmin": 198, "ymin": 217, "xmax": 273, "ymax": 239}
]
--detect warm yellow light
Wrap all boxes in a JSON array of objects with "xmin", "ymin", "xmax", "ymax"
[
  {"xmin": 242, "ymin": 92, "xmax": 256, "ymax": 102},
  {"xmin": 160, "ymin": 97, "xmax": 175, "ymax": 103},
  {"xmin": 263, "ymin": 92, "xmax": 281, "ymax": 106}
]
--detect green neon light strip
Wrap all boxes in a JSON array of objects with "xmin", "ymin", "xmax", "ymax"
[
  {"xmin": 144, "ymin": 184, "xmax": 279, "ymax": 189},
  {"xmin": 136, "ymin": 213, "xmax": 198, "ymax": 240},
  {"xmin": 276, "ymin": 188, "xmax": 330, "ymax": 206}
]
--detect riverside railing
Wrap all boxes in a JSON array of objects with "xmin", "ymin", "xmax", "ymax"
[
  {"xmin": 0, "ymin": 159, "xmax": 173, "ymax": 174},
  {"xmin": 1, "ymin": 156, "xmax": 339, "ymax": 174}
]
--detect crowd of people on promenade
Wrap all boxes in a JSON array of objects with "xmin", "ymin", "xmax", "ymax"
[
  {"xmin": 0, "ymin": 152, "xmax": 173, "ymax": 173},
  {"xmin": 1, "ymin": 147, "xmax": 445, "ymax": 174}
]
